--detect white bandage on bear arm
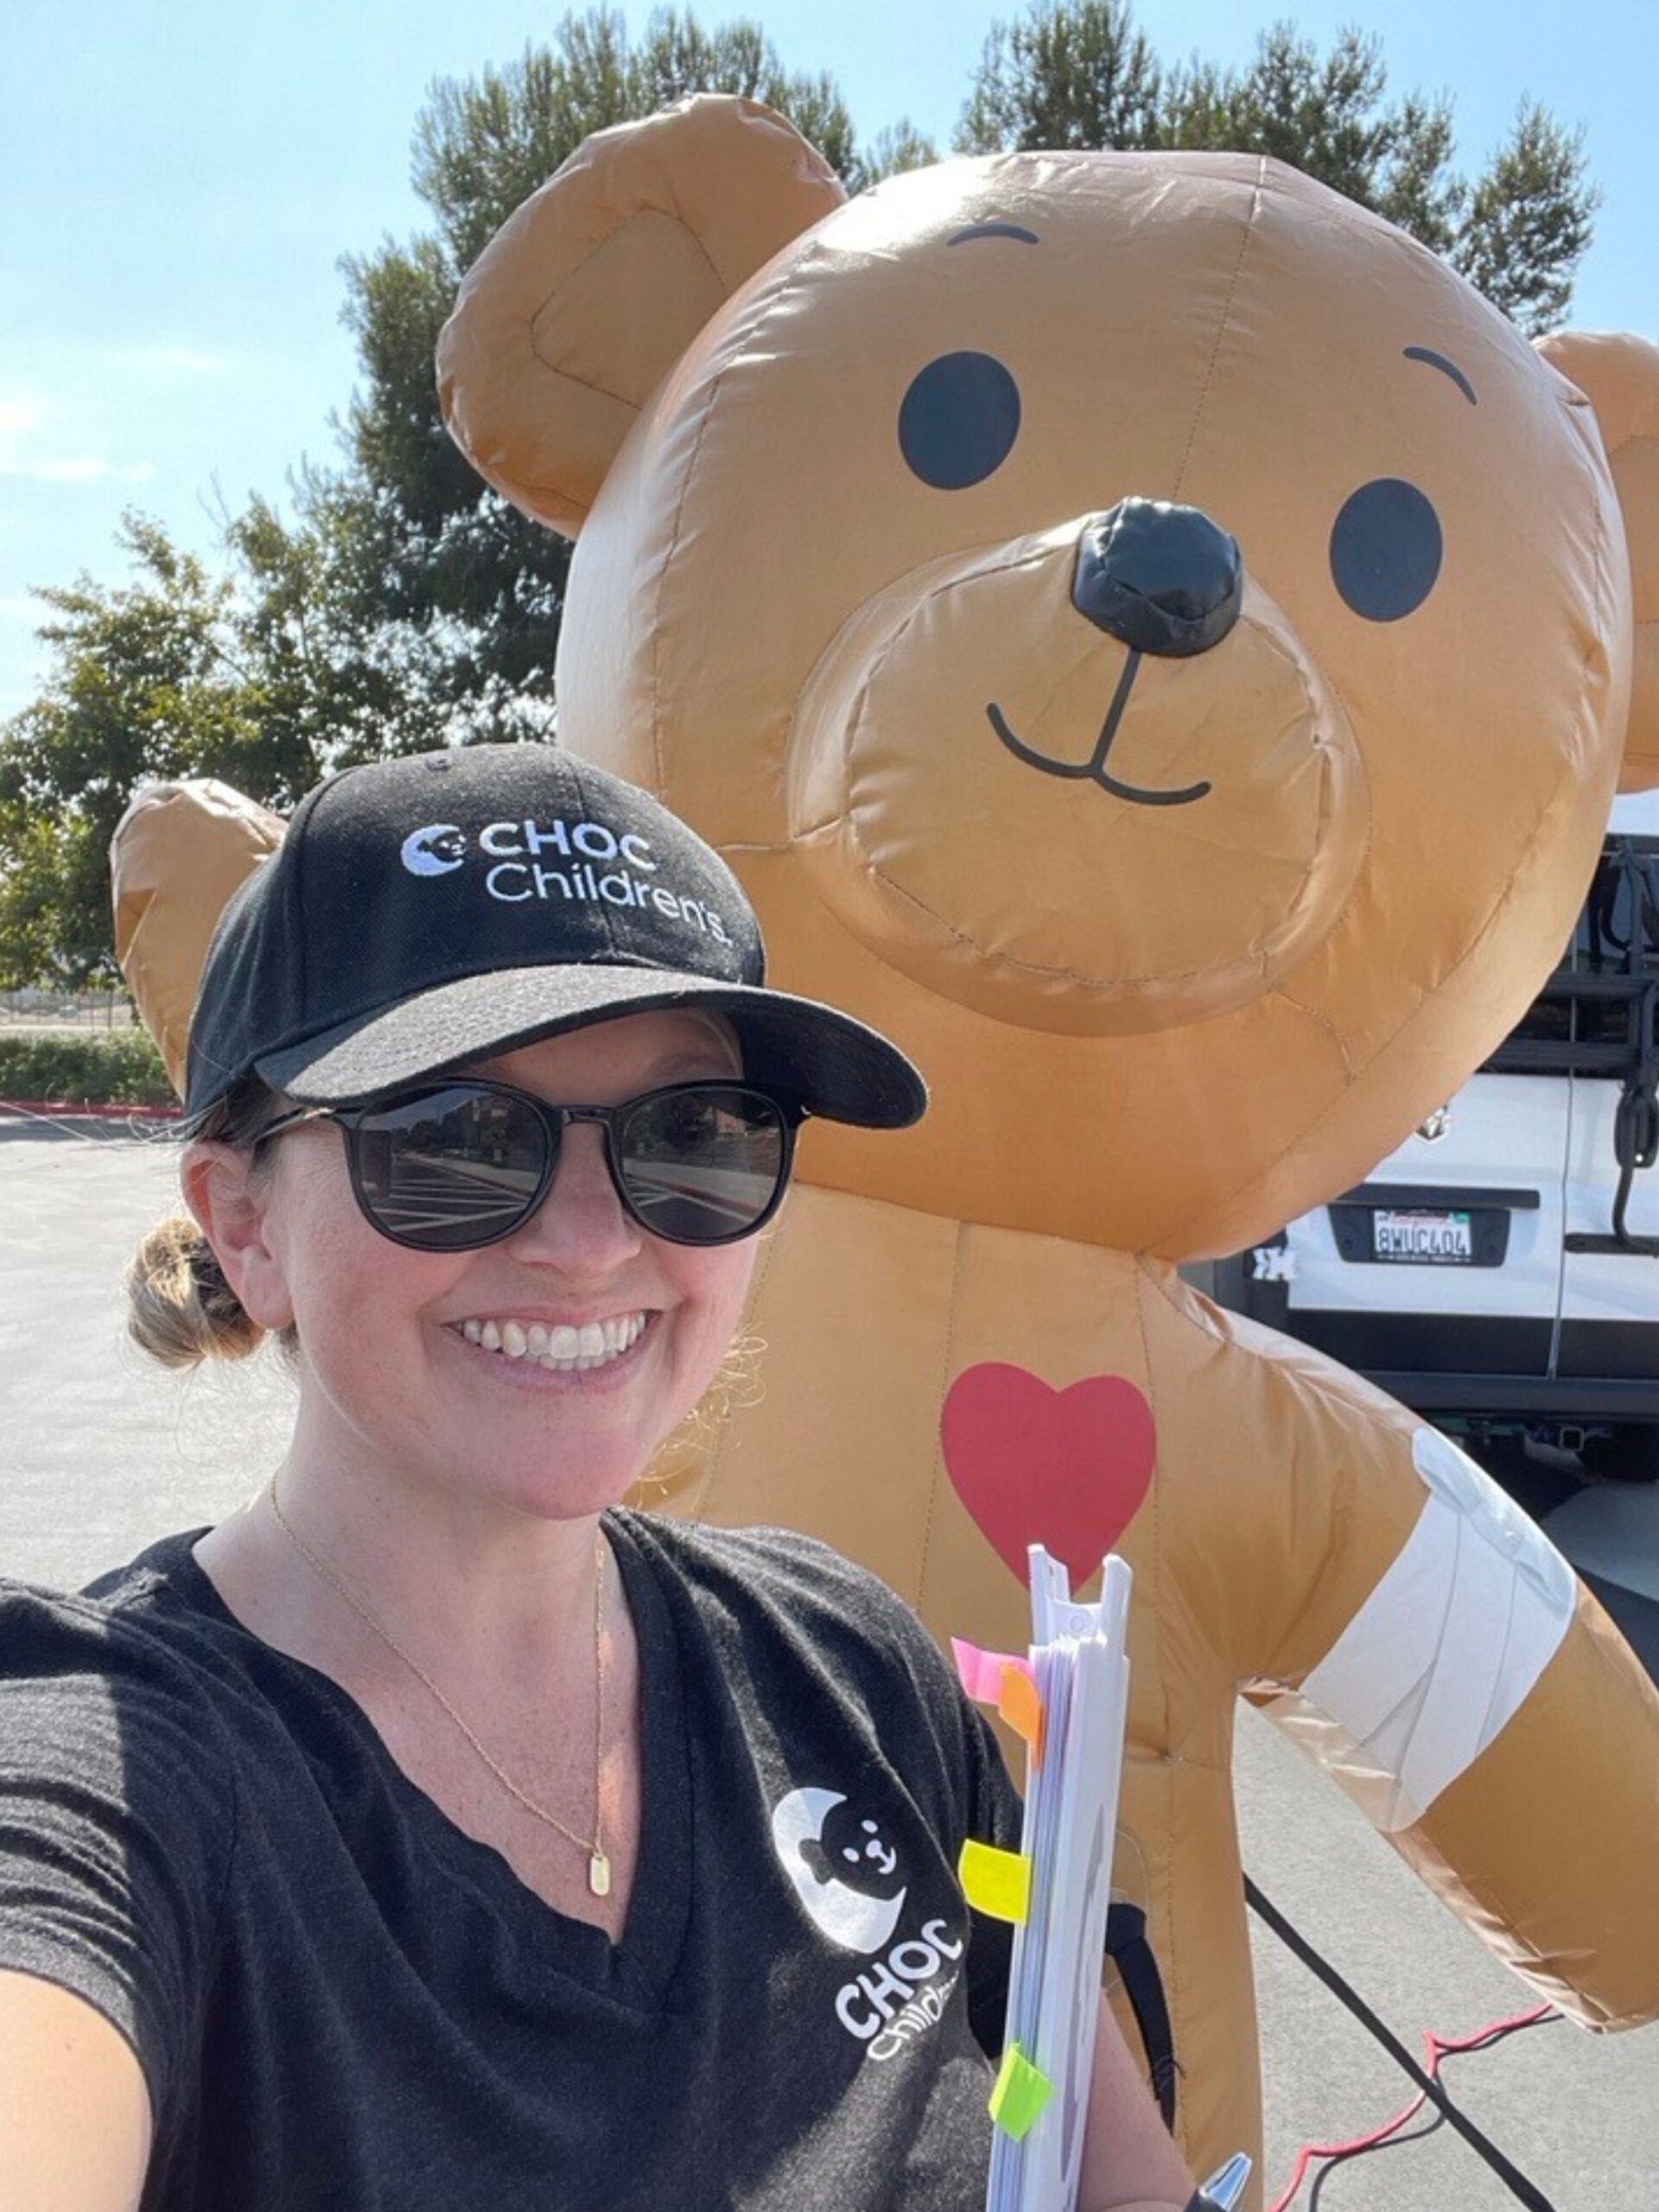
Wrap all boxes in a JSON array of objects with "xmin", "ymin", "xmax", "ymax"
[{"xmin": 1268, "ymin": 1427, "xmax": 1576, "ymax": 1834}]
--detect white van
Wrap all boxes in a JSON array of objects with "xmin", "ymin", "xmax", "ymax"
[{"xmin": 1211, "ymin": 792, "xmax": 1659, "ymax": 1665}]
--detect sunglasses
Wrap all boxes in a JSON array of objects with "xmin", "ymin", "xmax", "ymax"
[{"xmin": 259, "ymin": 1078, "xmax": 801, "ymax": 1251}]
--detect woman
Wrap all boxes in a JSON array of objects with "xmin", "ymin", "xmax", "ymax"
[{"xmin": 0, "ymin": 745, "xmax": 1198, "ymax": 2210}]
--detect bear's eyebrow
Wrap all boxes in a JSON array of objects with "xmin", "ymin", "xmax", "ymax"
[
  {"xmin": 948, "ymin": 221, "xmax": 1040, "ymax": 246},
  {"xmin": 1404, "ymin": 346, "xmax": 1478, "ymax": 405}
]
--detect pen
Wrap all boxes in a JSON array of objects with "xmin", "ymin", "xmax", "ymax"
[{"xmin": 1188, "ymin": 2152, "xmax": 1251, "ymax": 2211}]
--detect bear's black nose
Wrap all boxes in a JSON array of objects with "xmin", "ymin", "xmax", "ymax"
[{"xmin": 1072, "ymin": 499, "xmax": 1243, "ymax": 658}]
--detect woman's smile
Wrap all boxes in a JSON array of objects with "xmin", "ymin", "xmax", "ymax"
[{"xmin": 448, "ymin": 1306, "xmax": 657, "ymax": 1382}]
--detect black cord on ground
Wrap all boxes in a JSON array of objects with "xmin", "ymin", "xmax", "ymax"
[
  {"xmin": 1244, "ymin": 1875, "xmax": 1559, "ymax": 2212},
  {"xmin": 1302, "ymin": 2012, "xmax": 1560, "ymax": 2211}
]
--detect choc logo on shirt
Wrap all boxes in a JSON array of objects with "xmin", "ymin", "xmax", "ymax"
[{"xmin": 768, "ymin": 1784, "xmax": 966, "ymax": 2065}]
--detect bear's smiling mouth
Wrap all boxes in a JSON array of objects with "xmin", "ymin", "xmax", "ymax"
[{"xmin": 987, "ymin": 648, "xmax": 1213, "ymax": 807}]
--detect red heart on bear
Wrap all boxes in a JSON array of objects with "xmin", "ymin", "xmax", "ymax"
[{"xmin": 940, "ymin": 1363, "xmax": 1156, "ymax": 1588}]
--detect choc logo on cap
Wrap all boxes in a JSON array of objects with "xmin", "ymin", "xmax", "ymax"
[
  {"xmin": 399, "ymin": 811, "xmax": 732, "ymax": 945},
  {"xmin": 400, "ymin": 824, "xmax": 467, "ymax": 876},
  {"xmin": 181, "ymin": 742, "xmax": 921, "ymax": 1132}
]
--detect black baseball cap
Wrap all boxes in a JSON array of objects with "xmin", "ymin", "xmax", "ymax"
[{"xmin": 183, "ymin": 745, "xmax": 926, "ymax": 1129}]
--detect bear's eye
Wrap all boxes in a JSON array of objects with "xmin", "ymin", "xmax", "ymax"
[
  {"xmin": 1329, "ymin": 478, "xmax": 1443, "ymax": 621},
  {"xmin": 898, "ymin": 352, "xmax": 1021, "ymax": 490}
]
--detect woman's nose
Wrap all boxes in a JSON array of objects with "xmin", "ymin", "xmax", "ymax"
[{"xmin": 511, "ymin": 1122, "xmax": 642, "ymax": 1271}]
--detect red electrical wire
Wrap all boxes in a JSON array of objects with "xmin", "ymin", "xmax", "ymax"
[{"xmin": 1266, "ymin": 2002, "xmax": 1560, "ymax": 2212}]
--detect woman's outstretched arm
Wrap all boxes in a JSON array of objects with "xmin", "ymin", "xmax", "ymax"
[{"xmin": 0, "ymin": 1969, "xmax": 151, "ymax": 2212}]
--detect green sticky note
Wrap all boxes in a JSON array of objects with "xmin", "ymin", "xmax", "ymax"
[
  {"xmin": 989, "ymin": 2040, "xmax": 1053, "ymax": 2140},
  {"xmin": 958, "ymin": 1837, "xmax": 1033, "ymax": 1924}
]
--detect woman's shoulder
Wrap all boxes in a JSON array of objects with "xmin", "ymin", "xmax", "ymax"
[
  {"xmin": 614, "ymin": 1509, "xmax": 907, "ymax": 1613},
  {"xmin": 0, "ymin": 1533, "xmax": 241, "ymax": 1897},
  {"xmin": 0, "ymin": 1535, "xmax": 245, "ymax": 2135},
  {"xmin": 2, "ymin": 1525, "xmax": 210, "ymax": 1644},
  {"xmin": 611, "ymin": 1511, "xmax": 959, "ymax": 1700},
  {"xmin": 0, "ymin": 1529, "xmax": 243, "ymax": 1754}
]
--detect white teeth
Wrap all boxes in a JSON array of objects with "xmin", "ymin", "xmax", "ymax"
[
  {"xmin": 463, "ymin": 1312, "xmax": 649, "ymax": 1372},
  {"xmin": 541, "ymin": 1312, "xmax": 648, "ymax": 1370}
]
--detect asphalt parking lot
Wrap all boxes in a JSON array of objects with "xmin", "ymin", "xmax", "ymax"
[{"xmin": 3, "ymin": 1120, "xmax": 1656, "ymax": 2209}]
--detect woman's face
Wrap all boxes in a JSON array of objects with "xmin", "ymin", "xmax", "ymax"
[{"xmin": 226, "ymin": 1010, "xmax": 761, "ymax": 1522}]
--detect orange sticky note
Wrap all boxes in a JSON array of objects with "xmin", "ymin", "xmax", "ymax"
[{"xmin": 997, "ymin": 1661, "xmax": 1045, "ymax": 1764}]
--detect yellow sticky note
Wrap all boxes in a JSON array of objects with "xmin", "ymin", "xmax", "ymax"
[
  {"xmin": 997, "ymin": 1662, "xmax": 1045, "ymax": 1765},
  {"xmin": 988, "ymin": 2040, "xmax": 1053, "ymax": 2139},
  {"xmin": 958, "ymin": 1837, "xmax": 1033, "ymax": 1924}
]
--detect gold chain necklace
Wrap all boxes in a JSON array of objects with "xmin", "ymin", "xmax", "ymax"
[{"xmin": 265, "ymin": 1478, "xmax": 613, "ymax": 1898}]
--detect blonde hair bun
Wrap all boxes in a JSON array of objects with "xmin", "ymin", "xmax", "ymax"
[{"xmin": 126, "ymin": 1215, "xmax": 264, "ymax": 1368}]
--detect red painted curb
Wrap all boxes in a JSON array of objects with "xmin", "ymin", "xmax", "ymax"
[{"xmin": 0, "ymin": 1098, "xmax": 180, "ymax": 1121}]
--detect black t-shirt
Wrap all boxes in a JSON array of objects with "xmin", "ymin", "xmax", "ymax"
[{"xmin": 0, "ymin": 1511, "xmax": 1022, "ymax": 2211}]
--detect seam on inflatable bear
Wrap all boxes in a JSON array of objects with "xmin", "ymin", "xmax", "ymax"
[
  {"xmin": 1171, "ymin": 161, "xmax": 1264, "ymax": 505},
  {"xmin": 649, "ymin": 263, "xmax": 806, "ymax": 797},
  {"xmin": 916, "ymin": 1217, "xmax": 969, "ymax": 1605}
]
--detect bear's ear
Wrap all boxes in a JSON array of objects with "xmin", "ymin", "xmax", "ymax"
[
  {"xmin": 111, "ymin": 781, "xmax": 284, "ymax": 1097},
  {"xmin": 437, "ymin": 94, "xmax": 844, "ymax": 541},
  {"xmin": 1536, "ymin": 331, "xmax": 1659, "ymax": 792}
]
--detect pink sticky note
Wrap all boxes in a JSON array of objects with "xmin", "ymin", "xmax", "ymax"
[{"xmin": 952, "ymin": 1637, "xmax": 1034, "ymax": 1705}]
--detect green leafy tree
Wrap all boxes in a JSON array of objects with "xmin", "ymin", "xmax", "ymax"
[
  {"xmin": 0, "ymin": 505, "xmax": 454, "ymax": 989},
  {"xmin": 958, "ymin": 8, "xmax": 1597, "ymax": 334},
  {"xmin": 0, "ymin": 10, "xmax": 885, "ymax": 984},
  {"xmin": 0, "ymin": 520, "xmax": 276, "ymax": 988}
]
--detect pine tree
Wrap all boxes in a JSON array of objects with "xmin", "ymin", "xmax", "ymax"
[
  {"xmin": 958, "ymin": 7, "xmax": 1597, "ymax": 334},
  {"xmin": 328, "ymin": 10, "xmax": 870, "ymax": 748}
]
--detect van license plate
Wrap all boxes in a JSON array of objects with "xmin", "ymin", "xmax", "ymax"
[{"xmin": 1372, "ymin": 1210, "xmax": 1473, "ymax": 1263}]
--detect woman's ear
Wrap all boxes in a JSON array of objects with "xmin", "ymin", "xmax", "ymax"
[
  {"xmin": 1535, "ymin": 330, "xmax": 1659, "ymax": 791},
  {"xmin": 181, "ymin": 1143, "xmax": 296, "ymax": 1334},
  {"xmin": 437, "ymin": 92, "xmax": 844, "ymax": 540}
]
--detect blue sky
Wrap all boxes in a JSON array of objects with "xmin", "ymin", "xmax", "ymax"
[{"xmin": 1, "ymin": 0, "xmax": 1653, "ymax": 717}]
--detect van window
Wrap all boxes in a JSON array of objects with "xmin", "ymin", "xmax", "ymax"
[{"xmin": 1486, "ymin": 842, "xmax": 1659, "ymax": 1074}]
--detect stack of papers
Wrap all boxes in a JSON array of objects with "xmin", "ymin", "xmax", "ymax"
[{"xmin": 954, "ymin": 1545, "xmax": 1133, "ymax": 2212}]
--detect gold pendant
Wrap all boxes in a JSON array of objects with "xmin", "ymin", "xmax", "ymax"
[{"xmin": 588, "ymin": 1848, "xmax": 612, "ymax": 1898}]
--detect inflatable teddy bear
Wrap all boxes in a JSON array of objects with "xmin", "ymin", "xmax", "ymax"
[
  {"xmin": 114, "ymin": 94, "xmax": 1659, "ymax": 2198},
  {"xmin": 432, "ymin": 95, "xmax": 1659, "ymax": 2187}
]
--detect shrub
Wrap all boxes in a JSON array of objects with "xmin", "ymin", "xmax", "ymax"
[{"xmin": 0, "ymin": 1028, "xmax": 174, "ymax": 1107}]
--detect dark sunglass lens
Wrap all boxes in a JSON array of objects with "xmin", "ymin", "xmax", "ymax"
[
  {"xmin": 353, "ymin": 1088, "xmax": 549, "ymax": 1249},
  {"xmin": 618, "ymin": 1087, "xmax": 786, "ymax": 1243}
]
